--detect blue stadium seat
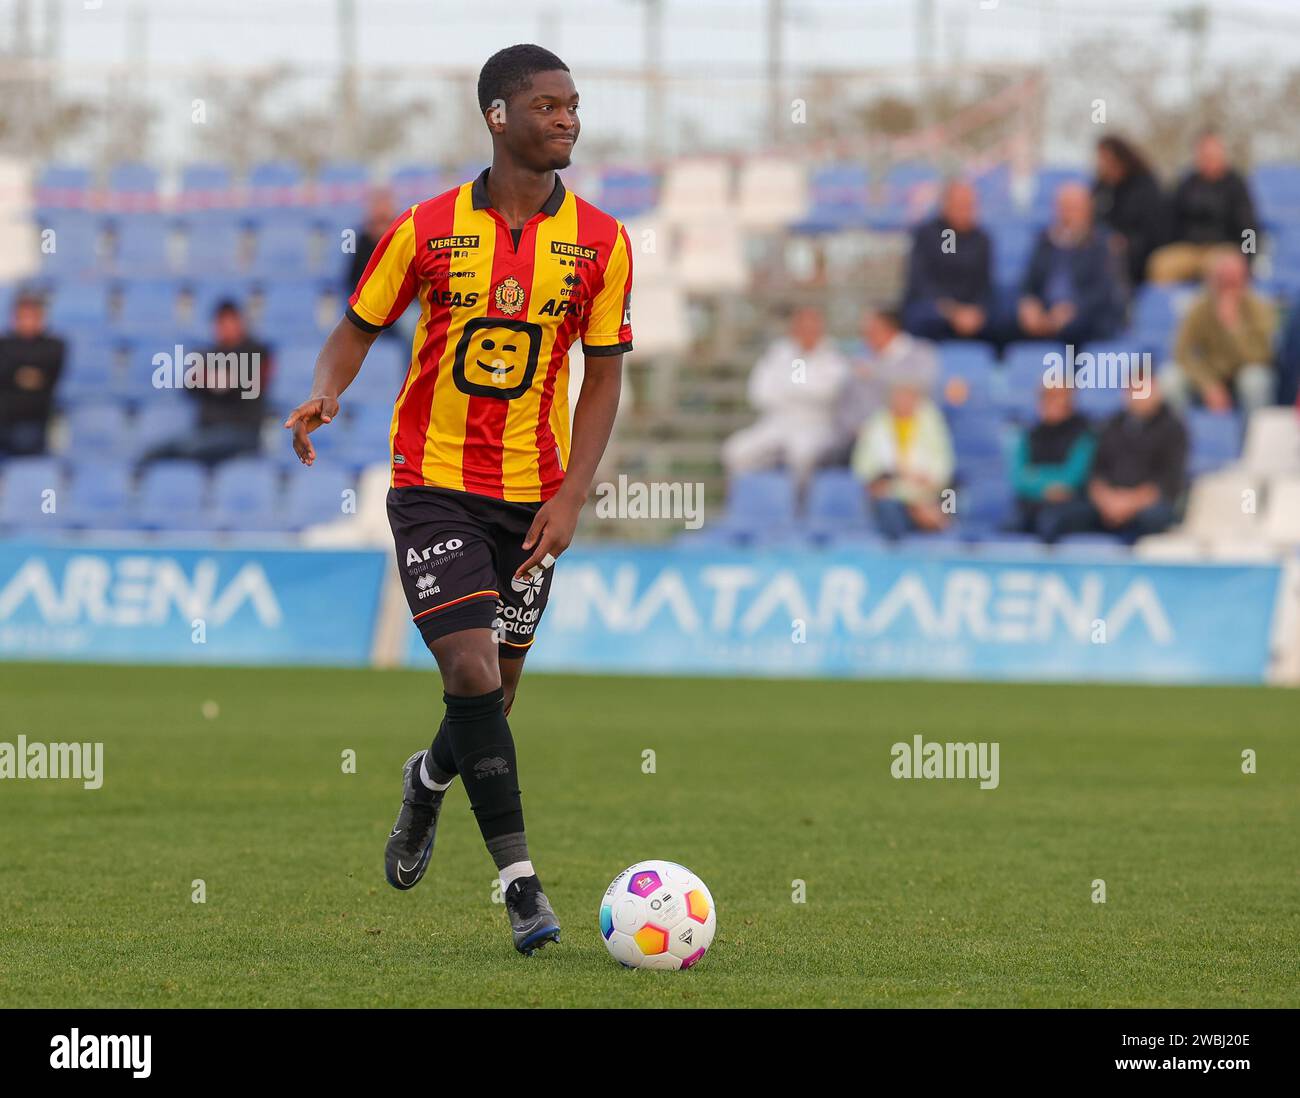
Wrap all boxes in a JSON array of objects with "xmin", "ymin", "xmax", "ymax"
[
  {"xmin": 0, "ymin": 456, "xmax": 64, "ymax": 533},
  {"xmin": 938, "ymin": 342, "xmax": 997, "ymax": 406},
  {"xmin": 717, "ymin": 470, "xmax": 797, "ymax": 539},
  {"xmin": 111, "ymin": 214, "xmax": 172, "ymax": 275},
  {"xmin": 107, "ymin": 162, "xmax": 160, "ymax": 196},
  {"xmin": 36, "ymin": 164, "xmax": 93, "ymax": 201},
  {"xmin": 1252, "ymin": 164, "xmax": 1300, "ymax": 229},
  {"xmin": 797, "ymin": 164, "xmax": 870, "ymax": 233},
  {"xmin": 281, "ymin": 463, "xmax": 352, "ymax": 529},
  {"xmin": 873, "ymin": 161, "xmax": 941, "ymax": 230},
  {"xmin": 268, "ymin": 340, "xmax": 322, "ymax": 411},
  {"xmin": 183, "ymin": 216, "xmax": 247, "ymax": 276},
  {"xmin": 259, "ymin": 280, "xmax": 322, "ymax": 333},
  {"xmin": 58, "ymin": 340, "xmax": 117, "ymax": 405},
  {"xmin": 335, "ymin": 410, "xmax": 393, "ymax": 470},
  {"xmin": 37, "ymin": 210, "xmax": 105, "ymax": 275},
  {"xmin": 129, "ymin": 400, "xmax": 198, "ymax": 463},
  {"xmin": 806, "ymin": 468, "xmax": 868, "ymax": 537},
  {"xmin": 1029, "ymin": 165, "xmax": 1089, "ymax": 224},
  {"xmin": 947, "ymin": 406, "xmax": 1007, "ymax": 464},
  {"xmin": 134, "ymin": 460, "xmax": 208, "ymax": 530},
  {"xmin": 115, "ymin": 278, "xmax": 183, "ymax": 338},
  {"xmin": 952, "ymin": 472, "xmax": 1014, "ymax": 535},
  {"xmin": 389, "ymin": 164, "xmax": 444, "ymax": 207},
  {"xmin": 57, "ymin": 463, "xmax": 132, "ymax": 530},
  {"xmin": 189, "ymin": 278, "xmax": 257, "ymax": 324},
  {"xmin": 598, "ymin": 168, "xmax": 659, "ymax": 221},
  {"xmin": 47, "ymin": 281, "xmax": 111, "ymax": 329},
  {"xmin": 210, "ymin": 457, "xmax": 282, "ymax": 531},
  {"xmin": 1185, "ymin": 408, "xmax": 1243, "ymax": 476},
  {"xmin": 64, "ymin": 404, "xmax": 132, "ymax": 458},
  {"xmin": 181, "ymin": 163, "xmax": 233, "ymax": 195},
  {"xmin": 250, "ymin": 223, "xmax": 315, "ymax": 275},
  {"xmin": 989, "ymin": 221, "xmax": 1037, "ymax": 286}
]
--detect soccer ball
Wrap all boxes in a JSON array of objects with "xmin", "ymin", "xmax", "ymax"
[{"xmin": 599, "ymin": 860, "xmax": 716, "ymax": 970}]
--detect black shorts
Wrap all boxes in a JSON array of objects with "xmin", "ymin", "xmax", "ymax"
[{"xmin": 387, "ymin": 485, "xmax": 554, "ymax": 658}]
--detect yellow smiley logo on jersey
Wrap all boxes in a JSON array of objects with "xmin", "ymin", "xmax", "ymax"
[{"xmin": 452, "ymin": 317, "xmax": 542, "ymax": 400}]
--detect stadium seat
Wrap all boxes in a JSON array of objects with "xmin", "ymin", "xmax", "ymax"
[
  {"xmin": 183, "ymin": 218, "xmax": 247, "ymax": 276},
  {"xmin": 180, "ymin": 163, "xmax": 233, "ymax": 199},
  {"xmin": 389, "ymin": 164, "xmax": 444, "ymax": 208},
  {"xmin": 676, "ymin": 217, "xmax": 747, "ymax": 293},
  {"xmin": 57, "ymin": 463, "xmax": 132, "ymax": 530},
  {"xmin": 660, "ymin": 159, "xmax": 733, "ymax": 225},
  {"xmin": 259, "ymin": 279, "xmax": 323, "ymax": 334},
  {"xmin": 134, "ymin": 460, "xmax": 208, "ymax": 530},
  {"xmin": 248, "ymin": 160, "xmax": 304, "ymax": 205},
  {"xmin": 999, "ymin": 342, "xmax": 1064, "ymax": 421},
  {"xmin": 598, "ymin": 168, "xmax": 659, "ymax": 221},
  {"xmin": 797, "ymin": 163, "xmax": 870, "ymax": 233},
  {"xmin": 806, "ymin": 468, "xmax": 869, "ymax": 537},
  {"xmin": 952, "ymin": 471, "xmax": 1014, "ymax": 534},
  {"xmin": 1240, "ymin": 406, "xmax": 1300, "ymax": 475},
  {"xmin": 63, "ymin": 404, "xmax": 132, "ymax": 458},
  {"xmin": 717, "ymin": 470, "xmax": 798, "ymax": 540},
  {"xmin": 1261, "ymin": 474, "xmax": 1300, "ymax": 545},
  {"xmin": 938, "ymin": 342, "xmax": 997, "ymax": 406},
  {"xmin": 115, "ymin": 278, "xmax": 183, "ymax": 338},
  {"xmin": 58, "ymin": 341, "xmax": 117, "ymax": 405},
  {"xmin": 1180, "ymin": 469, "xmax": 1259, "ymax": 542},
  {"xmin": 210, "ymin": 457, "xmax": 282, "ymax": 531},
  {"xmin": 1185, "ymin": 408, "xmax": 1243, "ymax": 476},
  {"xmin": 35, "ymin": 164, "xmax": 93, "ymax": 211},
  {"xmin": 873, "ymin": 161, "xmax": 941, "ymax": 230},
  {"xmin": 281, "ymin": 463, "xmax": 353, "ymax": 529},
  {"xmin": 47, "ymin": 281, "xmax": 111, "ymax": 329},
  {"xmin": 129, "ymin": 400, "xmax": 198, "ymax": 463},
  {"xmin": 0, "ymin": 456, "xmax": 64, "ymax": 533},
  {"xmin": 947, "ymin": 407, "xmax": 1006, "ymax": 464},
  {"xmin": 106, "ymin": 162, "xmax": 160, "ymax": 201},
  {"xmin": 250, "ymin": 222, "xmax": 316, "ymax": 276},
  {"xmin": 1029, "ymin": 165, "xmax": 1089, "ymax": 224},
  {"xmin": 736, "ymin": 157, "xmax": 809, "ymax": 230}
]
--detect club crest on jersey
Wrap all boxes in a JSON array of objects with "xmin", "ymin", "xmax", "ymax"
[{"xmin": 494, "ymin": 276, "xmax": 526, "ymax": 317}]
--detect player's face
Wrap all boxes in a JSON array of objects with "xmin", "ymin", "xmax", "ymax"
[{"xmin": 505, "ymin": 69, "xmax": 580, "ymax": 171}]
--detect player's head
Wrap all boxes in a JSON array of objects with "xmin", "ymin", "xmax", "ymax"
[{"xmin": 478, "ymin": 44, "xmax": 577, "ymax": 171}]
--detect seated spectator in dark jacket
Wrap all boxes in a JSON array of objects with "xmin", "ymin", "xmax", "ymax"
[
  {"xmin": 144, "ymin": 300, "xmax": 273, "ymax": 466},
  {"xmin": 900, "ymin": 180, "xmax": 994, "ymax": 342},
  {"xmin": 1018, "ymin": 182, "xmax": 1124, "ymax": 346},
  {"xmin": 0, "ymin": 291, "xmax": 66, "ymax": 457},
  {"xmin": 1036, "ymin": 378, "xmax": 1187, "ymax": 544},
  {"xmin": 1010, "ymin": 384, "xmax": 1096, "ymax": 543},
  {"xmin": 1093, "ymin": 135, "xmax": 1166, "ymax": 288},
  {"xmin": 1147, "ymin": 130, "xmax": 1259, "ymax": 284}
]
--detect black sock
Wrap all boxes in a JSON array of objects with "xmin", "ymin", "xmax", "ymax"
[
  {"xmin": 424, "ymin": 718, "xmax": 457, "ymax": 785},
  {"xmin": 441, "ymin": 689, "xmax": 526, "ymax": 854}
]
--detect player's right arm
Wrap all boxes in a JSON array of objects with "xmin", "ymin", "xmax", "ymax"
[{"xmin": 284, "ymin": 206, "xmax": 420, "ymax": 466}]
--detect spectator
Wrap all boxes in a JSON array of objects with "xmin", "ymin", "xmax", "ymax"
[
  {"xmin": 144, "ymin": 300, "xmax": 273, "ymax": 466},
  {"xmin": 838, "ymin": 307, "xmax": 939, "ymax": 447},
  {"xmin": 1043, "ymin": 378, "xmax": 1186, "ymax": 544},
  {"xmin": 900, "ymin": 180, "xmax": 994, "ymax": 342},
  {"xmin": 347, "ymin": 187, "xmax": 397, "ymax": 292},
  {"xmin": 1018, "ymin": 182, "xmax": 1124, "ymax": 345},
  {"xmin": 722, "ymin": 305, "xmax": 848, "ymax": 491},
  {"xmin": 852, "ymin": 379, "xmax": 954, "ymax": 540},
  {"xmin": 1161, "ymin": 248, "xmax": 1276, "ymax": 415},
  {"xmin": 0, "ymin": 291, "xmax": 66, "ymax": 457},
  {"xmin": 1009, "ymin": 384, "xmax": 1096, "ymax": 543},
  {"xmin": 1092, "ymin": 135, "xmax": 1166, "ymax": 287},
  {"xmin": 1147, "ymin": 130, "xmax": 1259, "ymax": 284}
]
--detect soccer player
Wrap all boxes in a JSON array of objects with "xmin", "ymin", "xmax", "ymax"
[{"xmin": 285, "ymin": 44, "xmax": 632, "ymax": 955}]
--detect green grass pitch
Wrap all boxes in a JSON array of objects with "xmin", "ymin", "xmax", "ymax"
[{"xmin": 0, "ymin": 662, "xmax": 1296, "ymax": 1008}]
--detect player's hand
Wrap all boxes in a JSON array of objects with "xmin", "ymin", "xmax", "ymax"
[
  {"xmin": 516, "ymin": 491, "xmax": 581, "ymax": 580},
  {"xmin": 284, "ymin": 396, "xmax": 340, "ymax": 466}
]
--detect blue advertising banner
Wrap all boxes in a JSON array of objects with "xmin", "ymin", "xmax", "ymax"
[
  {"xmin": 405, "ymin": 546, "xmax": 1283, "ymax": 685},
  {"xmin": 0, "ymin": 541, "xmax": 387, "ymax": 666}
]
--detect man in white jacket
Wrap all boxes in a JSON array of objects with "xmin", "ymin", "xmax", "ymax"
[{"xmin": 722, "ymin": 306, "xmax": 849, "ymax": 491}]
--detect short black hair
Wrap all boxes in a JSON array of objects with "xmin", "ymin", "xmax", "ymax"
[
  {"xmin": 477, "ymin": 44, "xmax": 569, "ymax": 114},
  {"xmin": 212, "ymin": 298, "xmax": 242, "ymax": 319}
]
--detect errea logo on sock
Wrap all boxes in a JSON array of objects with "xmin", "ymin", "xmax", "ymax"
[{"xmin": 473, "ymin": 756, "xmax": 509, "ymax": 779}]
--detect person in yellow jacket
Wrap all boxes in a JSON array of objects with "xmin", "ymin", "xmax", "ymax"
[{"xmin": 852, "ymin": 380, "xmax": 955, "ymax": 539}]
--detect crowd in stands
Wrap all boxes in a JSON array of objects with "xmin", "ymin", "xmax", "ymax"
[{"xmin": 717, "ymin": 129, "xmax": 1300, "ymax": 549}]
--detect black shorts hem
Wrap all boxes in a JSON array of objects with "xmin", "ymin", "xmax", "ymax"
[{"xmin": 413, "ymin": 592, "xmax": 498, "ymax": 646}]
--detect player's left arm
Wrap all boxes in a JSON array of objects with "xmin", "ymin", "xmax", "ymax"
[{"xmin": 516, "ymin": 224, "xmax": 634, "ymax": 579}]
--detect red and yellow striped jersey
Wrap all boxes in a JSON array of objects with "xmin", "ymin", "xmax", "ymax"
[{"xmin": 347, "ymin": 168, "xmax": 634, "ymax": 502}]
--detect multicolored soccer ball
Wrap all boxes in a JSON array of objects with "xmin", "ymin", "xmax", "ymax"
[{"xmin": 599, "ymin": 860, "xmax": 716, "ymax": 970}]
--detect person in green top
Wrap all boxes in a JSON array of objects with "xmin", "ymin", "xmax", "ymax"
[{"xmin": 1010, "ymin": 383, "xmax": 1096, "ymax": 542}]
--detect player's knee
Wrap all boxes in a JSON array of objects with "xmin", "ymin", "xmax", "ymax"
[{"xmin": 437, "ymin": 645, "xmax": 501, "ymax": 697}]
